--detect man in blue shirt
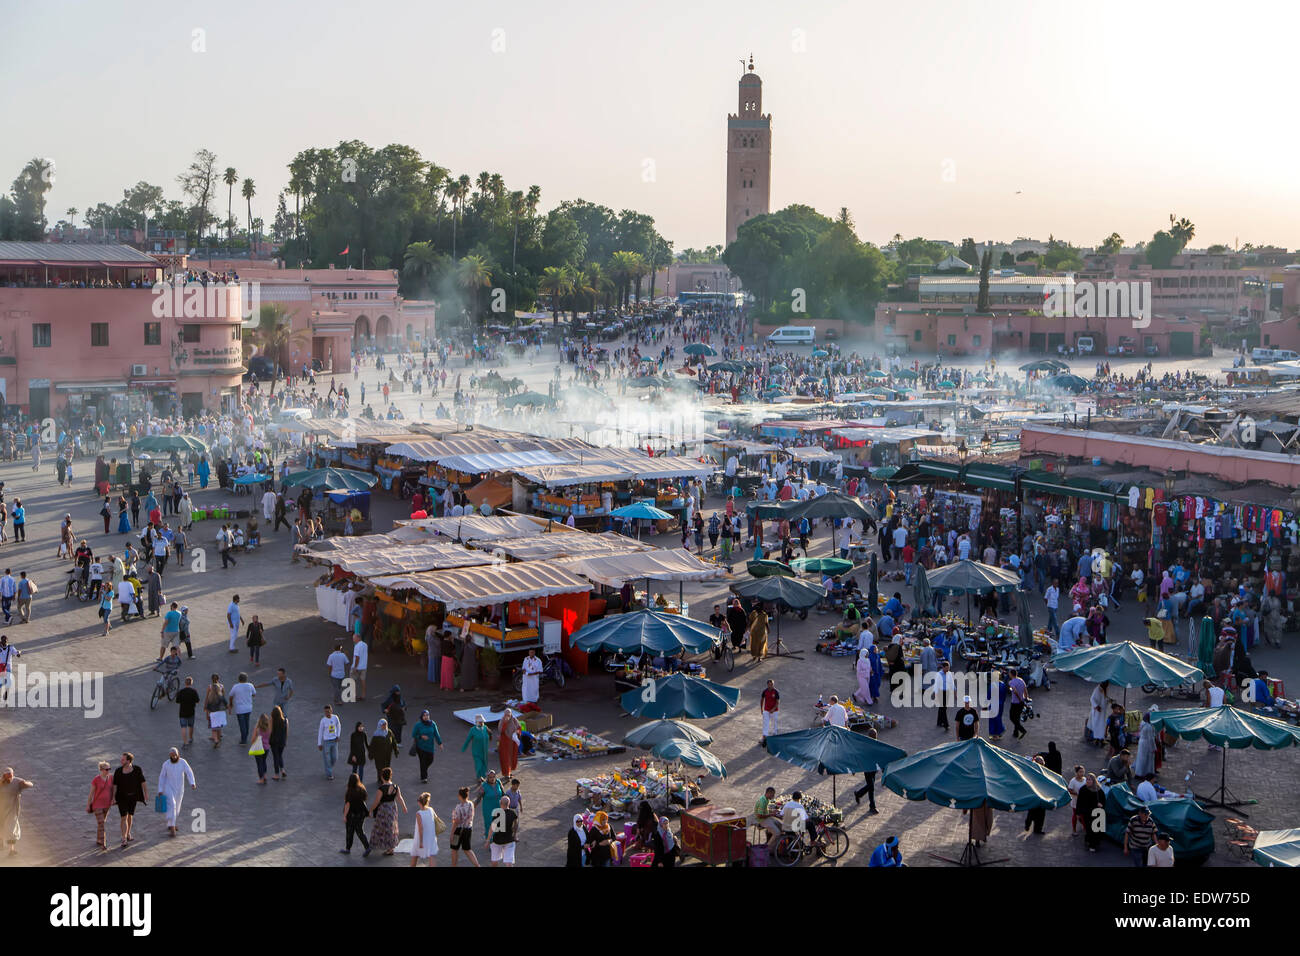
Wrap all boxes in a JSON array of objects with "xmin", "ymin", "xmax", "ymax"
[
  {"xmin": 878, "ymin": 613, "xmax": 895, "ymax": 640},
  {"xmin": 1076, "ymin": 551, "xmax": 1093, "ymax": 583},
  {"xmin": 883, "ymin": 592, "xmax": 903, "ymax": 619},
  {"xmin": 868, "ymin": 835, "xmax": 903, "ymax": 867}
]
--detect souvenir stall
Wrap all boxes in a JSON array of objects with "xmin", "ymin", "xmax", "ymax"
[{"xmin": 319, "ymin": 489, "xmax": 372, "ymax": 536}]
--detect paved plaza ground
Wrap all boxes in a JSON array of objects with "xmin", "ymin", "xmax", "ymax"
[{"xmin": 3, "ymin": 342, "xmax": 1297, "ymax": 868}]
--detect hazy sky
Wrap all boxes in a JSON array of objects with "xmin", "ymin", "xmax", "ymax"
[{"xmin": 4, "ymin": 0, "xmax": 1297, "ymax": 252}]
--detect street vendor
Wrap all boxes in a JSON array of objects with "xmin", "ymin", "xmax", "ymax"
[
  {"xmin": 754, "ymin": 786, "xmax": 781, "ymax": 847},
  {"xmin": 836, "ymin": 602, "xmax": 862, "ymax": 641}
]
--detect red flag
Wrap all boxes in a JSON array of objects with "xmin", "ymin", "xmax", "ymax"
[{"xmin": 340, "ymin": 245, "xmax": 349, "ymax": 256}]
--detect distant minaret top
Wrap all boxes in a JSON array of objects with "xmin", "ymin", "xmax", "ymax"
[{"xmin": 747, "ymin": 54, "xmax": 754, "ymax": 72}]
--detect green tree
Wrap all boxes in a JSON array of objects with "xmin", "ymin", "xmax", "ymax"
[
  {"xmin": 977, "ymin": 247, "xmax": 992, "ymax": 312},
  {"xmin": 958, "ymin": 237, "xmax": 980, "ymax": 268},
  {"xmin": 242, "ymin": 178, "xmax": 256, "ymax": 249},
  {"xmin": 999, "ymin": 251, "xmax": 1014, "ymax": 268},
  {"xmin": 177, "ymin": 149, "xmax": 219, "ymax": 240},
  {"xmin": 457, "ymin": 254, "xmax": 492, "ymax": 323},
  {"xmin": 223, "ymin": 167, "xmax": 238, "ymax": 243},
  {"xmin": 1098, "ymin": 232, "xmax": 1123, "ymax": 254},
  {"xmin": 539, "ymin": 265, "xmax": 573, "ymax": 324}
]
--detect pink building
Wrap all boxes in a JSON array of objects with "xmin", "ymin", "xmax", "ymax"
[{"xmin": 0, "ymin": 242, "xmax": 244, "ymax": 418}]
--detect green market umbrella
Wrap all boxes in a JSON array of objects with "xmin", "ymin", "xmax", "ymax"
[
  {"xmin": 1020, "ymin": 359, "xmax": 1070, "ymax": 373},
  {"xmin": 870, "ymin": 466, "xmax": 899, "ymax": 480},
  {"xmin": 730, "ymin": 574, "xmax": 824, "ymax": 609},
  {"xmin": 746, "ymin": 559, "xmax": 795, "ymax": 578},
  {"xmin": 281, "ymin": 467, "xmax": 379, "ymax": 491},
  {"xmin": 651, "ymin": 739, "xmax": 727, "ymax": 777},
  {"xmin": 610, "ymin": 502, "xmax": 674, "ymax": 521},
  {"xmin": 925, "ymin": 560, "xmax": 1020, "ymax": 595},
  {"xmin": 571, "ymin": 608, "xmax": 718, "ymax": 656},
  {"xmin": 937, "ymin": 380, "xmax": 957, "ymax": 389},
  {"xmin": 1149, "ymin": 705, "xmax": 1300, "ymax": 814},
  {"xmin": 683, "ymin": 343, "xmax": 717, "ymax": 356},
  {"xmin": 785, "ymin": 491, "xmax": 876, "ymax": 526},
  {"xmin": 620, "ymin": 673, "xmax": 741, "ymax": 720},
  {"xmin": 1253, "ymin": 829, "xmax": 1300, "ymax": 867},
  {"xmin": 1016, "ymin": 587, "xmax": 1033, "ymax": 649},
  {"xmin": 893, "ymin": 369, "xmax": 919, "ymax": 380},
  {"xmin": 912, "ymin": 562, "xmax": 932, "ymax": 618},
  {"xmin": 883, "ymin": 736, "xmax": 1070, "ymax": 865},
  {"xmin": 791, "ymin": 556, "xmax": 853, "ymax": 576},
  {"xmin": 1103, "ymin": 784, "xmax": 1216, "ymax": 864},
  {"xmin": 500, "ymin": 391, "xmax": 555, "ymax": 408},
  {"xmin": 1197, "ymin": 616, "xmax": 1216, "ymax": 676},
  {"xmin": 638, "ymin": 355, "xmax": 658, "ymax": 363},
  {"xmin": 869, "ymin": 552, "xmax": 881, "ymax": 614},
  {"xmin": 1040, "ymin": 373, "xmax": 1089, "ymax": 392},
  {"xmin": 766, "ymin": 725, "xmax": 906, "ymax": 806},
  {"xmin": 770, "ymin": 363, "xmax": 789, "ymax": 373},
  {"xmin": 622, "ymin": 719, "xmax": 714, "ymax": 749},
  {"xmin": 812, "ymin": 349, "xmax": 830, "ymax": 358},
  {"xmin": 866, "ymin": 370, "xmax": 889, "ymax": 380},
  {"xmin": 708, "ymin": 360, "xmax": 746, "ymax": 374},
  {"xmin": 133, "ymin": 434, "xmax": 207, "ymax": 455},
  {"xmin": 627, "ymin": 375, "xmax": 663, "ymax": 389},
  {"xmin": 1050, "ymin": 642, "xmax": 1203, "ymax": 688}
]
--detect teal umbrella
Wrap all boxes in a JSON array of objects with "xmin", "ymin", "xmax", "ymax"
[
  {"xmin": 1016, "ymin": 587, "xmax": 1033, "ymax": 649},
  {"xmin": 866, "ymin": 370, "xmax": 889, "ymax": 379},
  {"xmin": 1051, "ymin": 642, "xmax": 1203, "ymax": 688},
  {"xmin": 1020, "ymin": 359, "xmax": 1069, "ymax": 373},
  {"xmin": 627, "ymin": 375, "xmax": 663, "ymax": 389},
  {"xmin": 1149, "ymin": 705, "xmax": 1300, "ymax": 813},
  {"xmin": 765, "ymin": 725, "xmax": 906, "ymax": 806},
  {"xmin": 812, "ymin": 349, "xmax": 830, "ymax": 358},
  {"xmin": 746, "ymin": 559, "xmax": 794, "ymax": 578},
  {"xmin": 1103, "ymin": 784, "xmax": 1216, "ymax": 864},
  {"xmin": 683, "ymin": 343, "xmax": 717, "ymax": 356},
  {"xmin": 282, "ymin": 467, "xmax": 378, "ymax": 491},
  {"xmin": 1197, "ymin": 616, "xmax": 1216, "ymax": 676},
  {"xmin": 894, "ymin": 369, "xmax": 919, "ymax": 380},
  {"xmin": 651, "ymin": 739, "xmax": 727, "ymax": 777},
  {"xmin": 883, "ymin": 736, "xmax": 1070, "ymax": 811},
  {"xmin": 1253, "ymin": 829, "xmax": 1300, "ymax": 867},
  {"xmin": 133, "ymin": 434, "xmax": 207, "ymax": 455},
  {"xmin": 912, "ymin": 563, "xmax": 931, "ymax": 618},
  {"xmin": 619, "ymin": 673, "xmax": 741, "ymax": 719},
  {"xmin": 883, "ymin": 737, "xmax": 1069, "ymax": 865},
  {"xmin": 708, "ymin": 360, "xmax": 746, "ymax": 374},
  {"xmin": 610, "ymin": 502, "xmax": 674, "ymax": 521},
  {"xmin": 784, "ymin": 491, "xmax": 876, "ymax": 525},
  {"xmin": 571, "ymin": 608, "xmax": 717, "ymax": 655},
  {"xmin": 500, "ymin": 391, "xmax": 555, "ymax": 408},
  {"xmin": 622, "ymin": 719, "xmax": 714, "ymax": 749},
  {"xmin": 791, "ymin": 556, "xmax": 853, "ymax": 576},
  {"xmin": 731, "ymin": 574, "xmax": 824, "ymax": 609},
  {"xmin": 1040, "ymin": 373, "xmax": 1089, "ymax": 392},
  {"xmin": 770, "ymin": 363, "xmax": 789, "ymax": 373},
  {"xmin": 925, "ymin": 560, "xmax": 1020, "ymax": 595},
  {"xmin": 869, "ymin": 552, "xmax": 881, "ymax": 614},
  {"xmin": 937, "ymin": 380, "xmax": 957, "ymax": 389}
]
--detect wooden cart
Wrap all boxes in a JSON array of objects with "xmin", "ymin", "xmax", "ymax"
[{"xmin": 679, "ymin": 805, "xmax": 748, "ymax": 866}]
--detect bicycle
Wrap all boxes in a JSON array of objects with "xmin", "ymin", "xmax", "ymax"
[
  {"xmin": 150, "ymin": 665, "xmax": 181, "ymax": 710},
  {"xmin": 711, "ymin": 629, "xmax": 734, "ymax": 673},
  {"xmin": 773, "ymin": 818, "xmax": 850, "ymax": 866},
  {"xmin": 64, "ymin": 570, "xmax": 91, "ymax": 602}
]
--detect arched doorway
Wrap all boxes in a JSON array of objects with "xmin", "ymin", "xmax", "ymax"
[
  {"xmin": 354, "ymin": 315, "xmax": 372, "ymax": 347},
  {"xmin": 375, "ymin": 315, "xmax": 393, "ymax": 349},
  {"xmin": 405, "ymin": 323, "xmax": 414, "ymax": 342}
]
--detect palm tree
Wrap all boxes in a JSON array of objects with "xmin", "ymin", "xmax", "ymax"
[
  {"xmin": 540, "ymin": 266, "xmax": 573, "ymax": 324},
  {"xmin": 223, "ymin": 167, "xmax": 239, "ymax": 244},
  {"xmin": 525, "ymin": 185, "xmax": 541, "ymax": 217},
  {"xmin": 252, "ymin": 303, "xmax": 309, "ymax": 395},
  {"xmin": 241, "ymin": 178, "xmax": 256, "ymax": 250},
  {"xmin": 456, "ymin": 255, "xmax": 492, "ymax": 324},
  {"xmin": 474, "ymin": 171, "xmax": 491, "ymax": 202},
  {"xmin": 488, "ymin": 173, "xmax": 505, "ymax": 201},
  {"xmin": 66, "ymin": 207, "xmax": 78, "ymax": 229},
  {"xmin": 584, "ymin": 262, "xmax": 610, "ymax": 312},
  {"xmin": 403, "ymin": 241, "xmax": 440, "ymax": 290}
]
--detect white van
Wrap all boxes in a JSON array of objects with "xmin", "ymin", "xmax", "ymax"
[
  {"xmin": 1276, "ymin": 350, "xmax": 1300, "ymax": 362},
  {"xmin": 766, "ymin": 326, "xmax": 816, "ymax": 347},
  {"xmin": 1252, "ymin": 347, "xmax": 1284, "ymax": 364},
  {"xmin": 1076, "ymin": 336, "xmax": 1095, "ymax": 355}
]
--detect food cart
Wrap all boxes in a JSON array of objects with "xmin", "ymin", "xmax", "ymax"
[{"xmin": 679, "ymin": 805, "xmax": 748, "ymax": 866}]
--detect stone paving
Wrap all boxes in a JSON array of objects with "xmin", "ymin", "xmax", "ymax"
[{"xmin": 3, "ymin": 343, "xmax": 1299, "ymax": 868}]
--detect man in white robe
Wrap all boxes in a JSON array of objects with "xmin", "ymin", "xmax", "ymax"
[
  {"xmin": 520, "ymin": 649, "xmax": 544, "ymax": 705},
  {"xmin": 157, "ymin": 748, "xmax": 196, "ymax": 836},
  {"xmin": 1087, "ymin": 684, "xmax": 1110, "ymax": 745},
  {"xmin": 261, "ymin": 488, "xmax": 277, "ymax": 522}
]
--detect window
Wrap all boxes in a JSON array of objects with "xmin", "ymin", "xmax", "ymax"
[
  {"xmin": 91, "ymin": 323, "xmax": 109, "ymax": 347},
  {"xmin": 180, "ymin": 324, "xmax": 201, "ymax": 343},
  {"xmin": 947, "ymin": 334, "xmax": 957, "ymax": 346},
  {"xmin": 972, "ymin": 335, "xmax": 982, "ymax": 347},
  {"xmin": 32, "ymin": 324, "xmax": 51, "ymax": 348},
  {"xmin": 144, "ymin": 322, "xmax": 161, "ymax": 346},
  {"xmin": 231, "ymin": 327, "xmax": 242, "ymax": 341},
  {"xmin": 914, "ymin": 330, "xmax": 922, "ymax": 342}
]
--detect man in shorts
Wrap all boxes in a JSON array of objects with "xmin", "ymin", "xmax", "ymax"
[
  {"xmin": 489, "ymin": 795, "xmax": 517, "ymax": 867},
  {"xmin": 175, "ymin": 677, "xmax": 200, "ymax": 748}
]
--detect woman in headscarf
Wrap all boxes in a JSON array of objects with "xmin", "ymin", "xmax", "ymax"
[
  {"xmin": 368, "ymin": 765, "xmax": 406, "ymax": 856},
  {"xmin": 366, "ymin": 718, "xmax": 397, "ymax": 778},
  {"xmin": 1086, "ymin": 604, "xmax": 1110, "ymax": 645},
  {"xmin": 1087, "ymin": 681, "xmax": 1110, "ymax": 746},
  {"xmin": 498, "ymin": 708, "xmax": 521, "ymax": 778},
  {"xmin": 867, "ymin": 643, "xmax": 882, "ymax": 703},
  {"xmin": 346, "ymin": 721, "xmax": 368, "ymax": 783},
  {"xmin": 725, "ymin": 598, "xmax": 748, "ymax": 651},
  {"xmin": 1076, "ymin": 773, "xmax": 1105, "ymax": 852},
  {"xmin": 474, "ymin": 770, "xmax": 506, "ymax": 852},
  {"xmin": 196, "ymin": 455, "xmax": 210, "ymax": 489},
  {"xmin": 462, "ymin": 714, "xmax": 493, "ymax": 780},
  {"xmin": 747, "ymin": 604, "xmax": 769, "ymax": 661},
  {"xmin": 459, "ymin": 636, "xmax": 479, "ymax": 692},
  {"xmin": 380, "ymin": 685, "xmax": 406, "ymax": 746},
  {"xmin": 652, "ymin": 816, "xmax": 678, "ymax": 867},
  {"xmin": 567, "ymin": 812, "xmax": 587, "ymax": 867},
  {"xmin": 1069, "ymin": 576, "xmax": 1091, "ymax": 615},
  {"xmin": 1038, "ymin": 740, "xmax": 1063, "ymax": 776},
  {"xmin": 116, "ymin": 495, "xmax": 131, "ymax": 534},
  {"xmin": 854, "ymin": 647, "xmax": 874, "ymax": 706},
  {"xmin": 585, "ymin": 810, "xmax": 614, "ymax": 866},
  {"xmin": 439, "ymin": 632, "xmax": 457, "ymax": 691},
  {"xmin": 1134, "ymin": 710, "xmax": 1157, "ymax": 778},
  {"xmin": 987, "ymin": 672, "xmax": 1008, "ymax": 739}
]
